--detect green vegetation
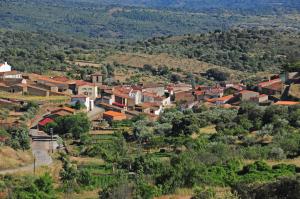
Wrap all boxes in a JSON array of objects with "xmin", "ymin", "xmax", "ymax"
[
  {"xmin": 47, "ymin": 113, "xmax": 91, "ymax": 139},
  {"xmin": 48, "ymin": 103, "xmax": 300, "ymax": 198},
  {"xmin": 127, "ymin": 29, "xmax": 300, "ymax": 72},
  {"xmin": 0, "ymin": 173, "xmax": 56, "ymax": 199}
]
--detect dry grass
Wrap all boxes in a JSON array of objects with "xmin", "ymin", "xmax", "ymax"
[
  {"xmin": 289, "ymin": 84, "xmax": 300, "ymax": 99},
  {"xmin": 106, "ymin": 53, "xmax": 218, "ymax": 72},
  {"xmin": 200, "ymin": 125, "xmax": 217, "ymax": 135},
  {"xmin": 105, "ymin": 52, "xmax": 248, "ymax": 80},
  {"xmin": 244, "ymin": 156, "xmax": 300, "ymax": 168},
  {"xmin": 0, "ymin": 91, "xmax": 69, "ymax": 102},
  {"xmin": 70, "ymin": 60, "xmax": 101, "ymax": 68},
  {"xmin": 70, "ymin": 156, "xmax": 105, "ymax": 165},
  {"xmin": 0, "ymin": 147, "xmax": 33, "ymax": 170}
]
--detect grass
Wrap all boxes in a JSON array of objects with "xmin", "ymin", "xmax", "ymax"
[
  {"xmin": 289, "ymin": 84, "xmax": 300, "ymax": 99},
  {"xmin": 0, "ymin": 146, "xmax": 33, "ymax": 170},
  {"xmin": 105, "ymin": 52, "xmax": 249, "ymax": 80},
  {"xmin": 191, "ymin": 125, "xmax": 217, "ymax": 139},
  {"xmin": 0, "ymin": 91, "xmax": 70, "ymax": 103},
  {"xmin": 244, "ymin": 156, "xmax": 300, "ymax": 168},
  {"xmin": 70, "ymin": 156, "xmax": 105, "ymax": 165},
  {"xmin": 200, "ymin": 125, "xmax": 217, "ymax": 135}
]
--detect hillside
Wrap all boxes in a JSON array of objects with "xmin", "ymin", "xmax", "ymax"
[
  {"xmin": 92, "ymin": 0, "xmax": 300, "ymax": 11},
  {"xmin": 1, "ymin": 0, "xmax": 300, "ymax": 40},
  {"xmin": 123, "ymin": 29, "xmax": 300, "ymax": 72}
]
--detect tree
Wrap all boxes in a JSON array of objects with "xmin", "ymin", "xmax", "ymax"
[
  {"xmin": 54, "ymin": 113, "xmax": 91, "ymax": 139},
  {"xmin": 8, "ymin": 127, "xmax": 30, "ymax": 150}
]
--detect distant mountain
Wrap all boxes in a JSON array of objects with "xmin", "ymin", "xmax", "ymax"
[{"xmin": 85, "ymin": 0, "xmax": 300, "ymax": 11}]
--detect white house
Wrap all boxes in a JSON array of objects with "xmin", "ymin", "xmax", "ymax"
[
  {"xmin": 0, "ymin": 62, "xmax": 12, "ymax": 72},
  {"xmin": 71, "ymin": 95, "xmax": 94, "ymax": 112}
]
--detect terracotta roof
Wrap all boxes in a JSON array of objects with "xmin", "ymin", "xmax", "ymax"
[
  {"xmin": 75, "ymin": 80, "xmax": 94, "ymax": 86},
  {"xmin": 274, "ymin": 101, "xmax": 300, "ymax": 106},
  {"xmin": 51, "ymin": 76, "xmax": 75, "ymax": 83},
  {"xmin": 103, "ymin": 111, "xmax": 126, "ymax": 117},
  {"xmin": 38, "ymin": 76, "xmax": 67, "ymax": 85},
  {"xmin": 263, "ymin": 82, "xmax": 283, "ymax": 91},
  {"xmin": 194, "ymin": 90, "xmax": 205, "ymax": 96},
  {"xmin": 137, "ymin": 102, "xmax": 161, "ymax": 108},
  {"xmin": 51, "ymin": 107, "xmax": 75, "ymax": 114},
  {"xmin": 258, "ymin": 78, "xmax": 282, "ymax": 87},
  {"xmin": 216, "ymin": 95, "xmax": 234, "ymax": 101},
  {"xmin": 239, "ymin": 90, "xmax": 259, "ymax": 95},
  {"xmin": 38, "ymin": 118, "xmax": 54, "ymax": 126},
  {"xmin": 0, "ymin": 82, "xmax": 8, "ymax": 87},
  {"xmin": 72, "ymin": 95, "xmax": 88, "ymax": 98},
  {"xmin": 143, "ymin": 91, "xmax": 158, "ymax": 97}
]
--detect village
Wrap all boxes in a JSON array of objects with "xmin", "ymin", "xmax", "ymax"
[{"xmin": 0, "ymin": 61, "xmax": 300, "ymax": 134}]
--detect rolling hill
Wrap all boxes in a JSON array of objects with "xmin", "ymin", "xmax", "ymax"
[{"xmin": 1, "ymin": 0, "xmax": 300, "ymax": 40}]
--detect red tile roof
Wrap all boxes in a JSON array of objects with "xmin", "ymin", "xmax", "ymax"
[
  {"xmin": 103, "ymin": 111, "xmax": 126, "ymax": 117},
  {"xmin": 239, "ymin": 90, "xmax": 259, "ymax": 95},
  {"xmin": 75, "ymin": 80, "xmax": 94, "ymax": 86},
  {"xmin": 51, "ymin": 107, "xmax": 75, "ymax": 114},
  {"xmin": 258, "ymin": 78, "xmax": 282, "ymax": 87},
  {"xmin": 263, "ymin": 82, "xmax": 283, "ymax": 91},
  {"xmin": 274, "ymin": 101, "xmax": 300, "ymax": 106},
  {"xmin": 38, "ymin": 118, "xmax": 54, "ymax": 126},
  {"xmin": 194, "ymin": 90, "xmax": 205, "ymax": 96}
]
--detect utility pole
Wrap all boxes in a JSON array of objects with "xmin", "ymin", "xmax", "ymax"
[
  {"xmin": 33, "ymin": 154, "xmax": 36, "ymax": 175},
  {"xmin": 50, "ymin": 128, "xmax": 54, "ymax": 153}
]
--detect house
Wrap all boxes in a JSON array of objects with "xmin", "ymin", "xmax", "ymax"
[
  {"xmin": 258, "ymin": 78, "xmax": 283, "ymax": 96},
  {"xmin": 103, "ymin": 111, "xmax": 127, "ymax": 122},
  {"xmin": 141, "ymin": 83, "xmax": 165, "ymax": 97},
  {"xmin": 258, "ymin": 94, "xmax": 268, "ymax": 103},
  {"xmin": 194, "ymin": 90, "xmax": 205, "ymax": 101},
  {"xmin": 101, "ymin": 89, "xmax": 115, "ymax": 105},
  {"xmin": 274, "ymin": 101, "xmax": 300, "ymax": 106},
  {"xmin": 38, "ymin": 118, "xmax": 54, "ymax": 129},
  {"xmin": 75, "ymin": 80, "xmax": 98, "ymax": 99},
  {"xmin": 224, "ymin": 84, "xmax": 245, "ymax": 95},
  {"xmin": 206, "ymin": 95, "xmax": 235, "ymax": 105},
  {"xmin": 111, "ymin": 86, "xmax": 142, "ymax": 109},
  {"xmin": 71, "ymin": 95, "xmax": 94, "ymax": 111},
  {"xmin": 0, "ymin": 62, "xmax": 11, "ymax": 72},
  {"xmin": 142, "ymin": 91, "xmax": 171, "ymax": 106},
  {"xmin": 135, "ymin": 102, "xmax": 163, "ymax": 115},
  {"xmin": 0, "ymin": 70, "xmax": 22, "ymax": 79},
  {"xmin": 204, "ymin": 87, "xmax": 224, "ymax": 99},
  {"xmin": 237, "ymin": 90, "xmax": 260, "ymax": 101},
  {"xmin": 173, "ymin": 90, "xmax": 195, "ymax": 103},
  {"xmin": 50, "ymin": 107, "xmax": 75, "ymax": 117},
  {"xmin": 37, "ymin": 77, "xmax": 70, "ymax": 93},
  {"xmin": 91, "ymin": 73, "xmax": 103, "ymax": 84}
]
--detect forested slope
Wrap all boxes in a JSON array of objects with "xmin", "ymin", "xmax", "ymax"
[
  {"xmin": 124, "ymin": 29, "xmax": 300, "ymax": 72},
  {"xmin": 1, "ymin": 0, "xmax": 300, "ymax": 40}
]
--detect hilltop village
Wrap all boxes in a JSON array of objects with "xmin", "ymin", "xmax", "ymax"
[
  {"xmin": 1, "ymin": 61, "xmax": 300, "ymax": 198},
  {"xmin": 0, "ymin": 61, "xmax": 299, "ymax": 128}
]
